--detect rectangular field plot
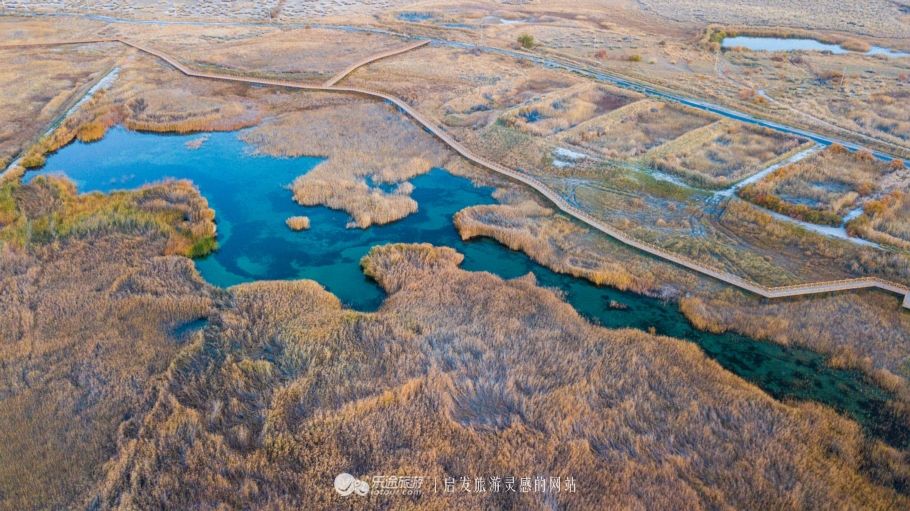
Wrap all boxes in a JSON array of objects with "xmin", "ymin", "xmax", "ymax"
[
  {"xmin": 739, "ymin": 145, "xmax": 899, "ymax": 225},
  {"xmin": 649, "ymin": 121, "xmax": 810, "ymax": 188},
  {"xmin": 849, "ymin": 187, "xmax": 910, "ymax": 249},
  {"xmin": 499, "ymin": 83, "xmax": 640, "ymax": 137},
  {"xmin": 559, "ymin": 100, "xmax": 717, "ymax": 159}
]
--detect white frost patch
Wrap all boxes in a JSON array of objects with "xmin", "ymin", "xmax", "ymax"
[
  {"xmin": 648, "ymin": 169, "xmax": 691, "ymax": 187},
  {"xmin": 759, "ymin": 206, "xmax": 880, "ymax": 248},
  {"xmin": 551, "ymin": 147, "xmax": 587, "ymax": 168},
  {"xmin": 554, "ymin": 147, "xmax": 587, "ymax": 161},
  {"xmin": 842, "ymin": 207, "xmax": 864, "ymax": 223},
  {"xmin": 714, "ymin": 144, "xmax": 821, "ymax": 198}
]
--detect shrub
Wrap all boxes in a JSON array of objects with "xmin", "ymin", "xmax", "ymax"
[
  {"xmin": 816, "ymin": 69, "xmax": 845, "ymax": 84},
  {"xmin": 187, "ymin": 234, "xmax": 217, "ymax": 258},
  {"xmin": 840, "ymin": 38, "xmax": 871, "ymax": 52},
  {"xmin": 20, "ymin": 152, "xmax": 46, "ymax": 169},
  {"xmin": 76, "ymin": 121, "xmax": 108, "ymax": 143},
  {"xmin": 628, "ymin": 54, "xmax": 642, "ymax": 62},
  {"xmin": 517, "ymin": 34, "xmax": 535, "ymax": 49}
]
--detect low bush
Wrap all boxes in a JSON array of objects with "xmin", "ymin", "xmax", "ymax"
[{"xmin": 517, "ymin": 34, "xmax": 535, "ymax": 49}]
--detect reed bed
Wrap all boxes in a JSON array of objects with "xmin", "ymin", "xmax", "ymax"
[
  {"xmin": 0, "ymin": 174, "xmax": 217, "ymax": 510},
  {"xmin": 560, "ymin": 100, "xmax": 717, "ymax": 159},
  {"xmin": 499, "ymin": 83, "xmax": 638, "ymax": 137},
  {"xmin": 84, "ymin": 243, "xmax": 910, "ymax": 510},
  {"xmin": 285, "ymin": 215, "xmax": 311, "ymax": 231},
  {"xmin": 848, "ymin": 187, "xmax": 910, "ymax": 249},
  {"xmin": 650, "ymin": 121, "xmax": 810, "ymax": 188},
  {"xmin": 455, "ymin": 201, "xmax": 658, "ymax": 294},
  {"xmin": 240, "ymin": 101, "xmax": 452, "ymax": 228},
  {"xmin": 740, "ymin": 144, "xmax": 893, "ymax": 225}
]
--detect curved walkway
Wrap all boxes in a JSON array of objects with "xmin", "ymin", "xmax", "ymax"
[
  {"xmin": 323, "ymin": 39, "xmax": 428, "ymax": 86},
  {"xmin": 8, "ymin": 38, "xmax": 910, "ymax": 308}
]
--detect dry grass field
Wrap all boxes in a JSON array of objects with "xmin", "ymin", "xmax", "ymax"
[
  {"xmin": 1, "ymin": 7, "xmax": 910, "ymax": 509},
  {"xmin": 740, "ymin": 145, "xmax": 897, "ymax": 225},
  {"xmin": 240, "ymin": 100, "xmax": 454, "ymax": 228},
  {"xmin": 849, "ymin": 190, "xmax": 910, "ymax": 249},
  {"xmin": 0, "ymin": 175, "xmax": 217, "ymax": 511},
  {"xmin": 83, "ymin": 243, "xmax": 909, "ymax": 509},
  {"xmin": 499, "ymin": 83, "xmax": 638, "ymax": 137},
  {"xmin": 110, "ymin": 23, "xmax": 411, "ymax": 83},
  {"xmin": 638, "ymin": 0, "xmax": 910, "ymax": 39},
  {"xmin": 650, "ymin": 120, "xmax": 810, "ymax": 188},
  {"xmin": 821, "ymin": 90, "xmax": 910, "ymax": 145},
  {"xmin": 346, "ymin": 45, "xmax": 586, "ymax": 124},
  {"xmin": 560, "ymin": 100, "xmax": 717, "ymax": 159},
  {"xmin": 0, "ymin": 42, "xmax": 119, "ymax": 169},
  {"xmin": 720, "ymin": 48, "xmax": 910, "ymax": 154}
]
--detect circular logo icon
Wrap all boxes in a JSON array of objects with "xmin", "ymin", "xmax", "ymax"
[{"xmin": 334, "ymin": 473, "xmax": 370, "ymax": 496}]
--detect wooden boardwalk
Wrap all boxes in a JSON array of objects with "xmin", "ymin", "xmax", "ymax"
[
  {"xmin": 8, "ymin": 38, "xmax": 910, "ymax": 309},
  {"xmin": 323, "ymin": 39, "xmax": 428, "ymax": 86}
]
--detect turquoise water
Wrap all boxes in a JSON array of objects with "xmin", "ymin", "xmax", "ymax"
[
  {"xmin": 722, "ymin": 36, "xmax": 909, "ymax": 58},
  {"xmin": 28, "ymin": 127, "xmax": 906, "ymax": 447}
]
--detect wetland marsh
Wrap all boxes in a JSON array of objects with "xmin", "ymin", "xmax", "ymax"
[{"xmin": 26, "ymin": 126, "xmax": 905, "ymax": 447}]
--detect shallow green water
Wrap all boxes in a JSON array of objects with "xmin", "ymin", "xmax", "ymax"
[{"xmin": 29, "ymin": 127, "xmax": 906, "ymax": 447}]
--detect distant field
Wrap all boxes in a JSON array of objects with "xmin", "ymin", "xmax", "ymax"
[
  {"xmin": 637, "ymin": 0, "xmax": 910, "ymax": 39},
  {"xmin": 110, "ymin": 24, "xmax": 409, "ymax": 83},
  {"xmin": 1, "ymin": 0, "xmax": 413, "ymax": 20},
  {"xmin": 561, "ymin": 100, "xmax": 716, "ymax": 159},
  {"xmin": 500, "ymin": 83, "xmax": 639, "ymax": 136},
  {"xmin": 650, "ymin": 121, "xmax": 809, "ymax": 188}
]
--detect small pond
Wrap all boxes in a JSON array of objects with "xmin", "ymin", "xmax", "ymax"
[{"xmin": 722, "ymin": 36, "xmax": 909, "ymax": 58}]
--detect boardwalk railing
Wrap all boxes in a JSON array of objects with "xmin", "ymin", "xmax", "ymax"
[
  {"xmin": 323, "ymin": 39, "xmax": 428, "ymax": 86},
  {"xmin": 6, "ymin": 38, "xmax": 910, "ymax": 309}
]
